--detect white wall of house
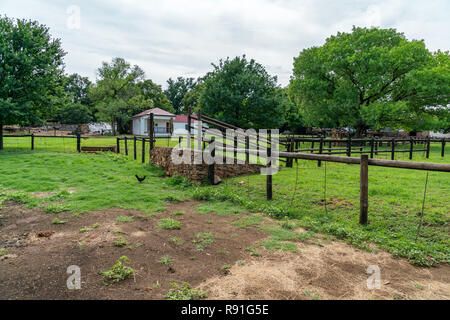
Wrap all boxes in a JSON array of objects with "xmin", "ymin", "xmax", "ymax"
[
  {"xmin": 132, "ymin": 115, "xmax": 174, "ymax": 136},
  {"xmin": 173, "ymin": 122, "xmax": 208, "ymax": 135}
]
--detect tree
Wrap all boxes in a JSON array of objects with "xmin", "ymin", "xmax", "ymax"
[
  {"xmin": 164, "ymin": 77, "xmax": 196, "ymax": 114},
  {"xmin": 200, "ymin": 55, "xmax": 285, "ymax": 129},
  {"xmin": 0, "ymin": 16, "xmax": 66, "ymax": 149},
  {"xmin": 64, "ymin": 73, "xmax": 92, "ymax": 105},
  {"xmin": 57, "ymin": 102, "xmax": 92, "ymax": 124},
  {"xmin": 289, "ymin": 27, "xmax": 450, "ymax": 135},
  {"xmin": 138, "ymin": 79, "xmax": 175, "ymax": 113},
  {"xmin": 181, "ymin": 78, "xmax": 205, "ymax": 113},
  {"xmin": 89, "ymin": 57, "xmax": 145, "ymax": 135}
]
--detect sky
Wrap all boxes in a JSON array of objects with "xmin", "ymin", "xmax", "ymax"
[{"xmin": 1, "ymin": 0, "xmax": 449, "ymax": 87}]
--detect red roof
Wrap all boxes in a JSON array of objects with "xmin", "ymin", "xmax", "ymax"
[
  {"xmin": 133, "ymin": 108, "xmax": 175, "ymax": 118},
  {"xmin": 173, "ymin": 114, "xmax": 199, "ymax": 123}
]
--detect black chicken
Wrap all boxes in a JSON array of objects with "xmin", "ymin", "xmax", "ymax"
[{"xmin": 135, "ymin": 175, "xmax": 146, "ymax": 183}]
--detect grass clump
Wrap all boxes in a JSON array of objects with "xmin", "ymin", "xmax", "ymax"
[
  {"xmin": 52, "ymin": 218, "xmax": 66, "ymax": 225},
  {"xmin": 165, "ymin": 282, "xmax": 207, "ymax": 300},
  {"xmin": 116, "ymin": 216, "xmax": 133, "ymax": 223},
  {"xmin": 101, "ymin": 256, "xmax": 134, "ymax": 282},
  {"xmin": 159, "ymin": 256, "xmax": 173, "ymax": 265},
  {"xmin": 45, "ymin": 203, "xmax": 70, "ymax": 214},
  {"xmin": 170, "ymin": 237, "xmax": 184, "ymax": 246},
  {"xmin": 79, "ymin": 227, "xmax": 91, "ymax": 233},
  {"xmin": 114, "ymin": 236, "xmax": 128, "ymax": 247},
  {"xmin": 0, "ymin": 248, "xmax": 8, "ymax": 256},
  {"xmin": 170, "ymin": 210, "xmax": 184, "ymax": 216},
  {"xmin": 158, "ymin": 218, "xmax": 181, "ymax": 230}
]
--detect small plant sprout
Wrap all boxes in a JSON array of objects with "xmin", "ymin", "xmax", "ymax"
[
  {"xmin": 52, "ymin": 218, "xmax": 66, "ymax": 225},
  {"xmin": 114, "ymin": 236, "xmax": 127, "ymax": 247},
  {"xmin": 170, "ymin": 237, "xmax": 184, "ymax": 246},
  {"xmin": 171, "ymin": 210, "xmax": 184, "ymax": 216},
  {"xmin": 159, "ymin": 256, "xmax": 173, "ymax": 265},
  {"xmin": 101, "ymin": 256, "xmax": 134, "ymax": 282},
  {"xmin": 79, "ymin": 227, "xmax": 91, "ymax": 233},
  {"xmin": 0, "ymin": 248, "xmax": 8, "ymax": 256},
  {"xmin": 92, "ymin": 223, "xmax": 100, "ymax": 228}
]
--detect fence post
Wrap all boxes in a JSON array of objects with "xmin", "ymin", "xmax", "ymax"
[
  {"xmin": 133, "ymin": 136, "xmax": 137, "ymax": 160},
  {"xmin": 245, "ymin": 136, "xmax": 249, "ymax": 164},
  {"xmin": 31, "ymin": 134, "xmax": 34, "ymax": 151},
  {"xmin": 141, "ymin": 139, "xmax": 145, "ymax": 163},
  {"xmin": 234, "ymin": 136, "xmax": 237, "ymax": 162},
  {"xmin": 347, "ymin": 135, "xmax": 351, "ymax": 157},
  {"xmin": 409, "ymin": 137, "xmax": 413, "ymax": 160},
  {"xmin": 311, "ymin": 140, "xmax": 315, "ymax": 153},
  {"xmin": 370, "ymin": 138, "xmax": 374, "ymax": 159},
  {"xmin": 187, "ymin": 107, "xmax": 191, "ymax": 149},
  {"xmin": 442, "ymin": 138, "xmax": 446, "ymax": 157},
  {"xmin": 391, "ymin": 138, "xmax": 395, "ymax": 160},
  {"xmin": 359, "ymin": 155, "xmax": 369, "ymax": 225},
  {"xmin": 318, "ymin": 137, "xmax": 323, "ymax": 167},
  {"xmin": 266, "ymin": 146, "xmax": 272, "ymax": 200},
  {"xmin": 426, "ymin": 137, "xmax": 430, "ymax": 159},
  {"xmin": 77, "ymin": 134, "xmax": 81, "ymax": 152},
  {"xmin": 375, "ymin": 139, "xmax": 378, "ymax": 155},
  {"xmin": 124, "ymin": 137, "xmax": 128, "ymax": 156},
  {"xmin": 116, "ymin": 137, "xmax": 120, "ymax": 154},
  {"xmin": 208, "ymin": 137, "xmax": 215, "ymax": 185}
]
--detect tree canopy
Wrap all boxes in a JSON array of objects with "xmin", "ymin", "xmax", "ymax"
[
  {"xmin": 289, "ymin": 27, "xmax": 450, "ymax": 135},
  {"xmin": 89, "ymin": 57, "xmax": 146, "ymax": 135},
  {"xmin": 0, "ymin": 16, "xmax": 66, "ymax": 148},
  {"xmin": 164, "ymin": 77, "xmax": 196, "ymax": 114},
  {"xmin": 200, "ymin": 55, "xmax": 286, "ymax": 129}
]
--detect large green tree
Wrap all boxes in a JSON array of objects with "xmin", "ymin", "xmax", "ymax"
[
  {"xmin": 164, "ymin": 77, "xmax": 196, "ymax": 114},
  {"xmin": 0, "ymin": 16, "xmax": 66, "ymax": 149},
  {"xmin": 289, "ymin": 27, "xmax": 450, "ymax": 135},
  {"xmin": 138, "ymin": 79, "xmax": 175, "ymax": 113},
  {"xmin": 89, "ymin": 58, "xmax": 145, "ymax": 135},
  {"xmin": 200, "ymin": 55, "xmax": 285, "ymax": 129},
  {"xmin": 55, "ymin": 73, "xmax": 93, "ymax": 124}
]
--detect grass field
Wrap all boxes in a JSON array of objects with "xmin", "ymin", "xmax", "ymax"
[{"xmin": 1, "ymin": 139, "xmax": 449, "ymax": 266}]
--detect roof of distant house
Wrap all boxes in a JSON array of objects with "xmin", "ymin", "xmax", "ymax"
[
  {"xmin": 173, "ymin": 114, "xmax": 200, "ymax": 123},
  {"xmin": 133, "ymin": 108, "xmax": 175, "ymax": 118}
]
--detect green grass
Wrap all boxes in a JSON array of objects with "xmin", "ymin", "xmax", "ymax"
[
  {"xmin": 1, "ymin": 141, "xmax": 448, "ymax": 266},
  {"xmin": 0, "ymin": 150, "xmax": 191, "ymax": 214},
  {"xmin": 197, "ymin": 200, "xmax": 246, "ymax": 216},
  {"xmin": 193, "ymin": 145, "xmax": 450, "ymax": 266}
]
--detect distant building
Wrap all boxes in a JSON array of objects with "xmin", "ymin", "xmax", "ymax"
[
  {"xmin": 173, "ymin": 114, "xmax": 208, "ymax": 135},
  {"xmin": 132, "ymin": 108, "xmax": 175, "ymax": 136}
]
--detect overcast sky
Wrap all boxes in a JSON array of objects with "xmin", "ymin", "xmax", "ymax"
[{"xmin": 2, "ymin": 0, "xmax": 449, "ymax": 87}]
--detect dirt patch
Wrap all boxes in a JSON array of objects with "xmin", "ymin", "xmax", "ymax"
[
  {"xmin": 0, "ymin": 200, "xmax": 264, "ymax": 299},
  {"xmin": 197, "ymin": 241, "xmax": 450, "ymax": 300},
  {"xmin": 1, "ymin": 200, "xmax": 448, "ymax": 300}
]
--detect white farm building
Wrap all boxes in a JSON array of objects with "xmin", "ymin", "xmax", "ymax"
[{"xmin": 132, "ymin": 108, "xmax": 175, "ymax": 136}]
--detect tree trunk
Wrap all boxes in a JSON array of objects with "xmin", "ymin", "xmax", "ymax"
[
  {"xmin": 0, "ymin": 119, "xmax": 3, "ymax": 150},
  {"xmin": 111, "ymin": 119, "xmax": 116, "ymax": 136},
  {"xmin": 355, "ymin": 121, "xmax": 368, "ymax": 137}
]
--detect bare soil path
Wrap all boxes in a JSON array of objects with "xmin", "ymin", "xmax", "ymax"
[{"xmin": 1, "ymin": 200, "xmax": 448, "ymax": 300}]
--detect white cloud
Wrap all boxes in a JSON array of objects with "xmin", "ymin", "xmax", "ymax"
[{"xmin": 1, "ymin": 0, "xmax": 449, "ymax": 86}]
